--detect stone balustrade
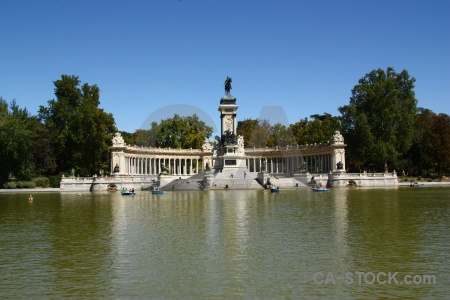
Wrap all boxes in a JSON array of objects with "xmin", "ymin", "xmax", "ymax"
[
  {"xmin": 328, "ymin": 172, "xmax": 398, "ymax": 187},
  {"xmin": 119, "ymin": 145, "xmax": 204, "ymax": 154}
]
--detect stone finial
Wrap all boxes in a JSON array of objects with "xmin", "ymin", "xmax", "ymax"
[
  {"xmin": 332, "ymin": 131, "xmax": 344, "ymax": 144},
  {"xmin": 112, "ymin": 132, "xmax": 125, "ymax": 146},
  {"xmin": 202, "ymin": 140, "xmax": 212, "ymax": 152}
]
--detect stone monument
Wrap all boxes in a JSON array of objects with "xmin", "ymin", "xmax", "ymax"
[
  {"xmin": 214, "ymin": 77, "xmax": 247, "ymax": 170},
  {"xmin": 293, "ymin": 160, "xmax": 311, "ymax": 182},
  {"xmin": 110, "ymin": 132, "xmax": 126, "ymax": 176},
  {"xmin": 256, "ymin": 158, "xmax": 271, "ymax": 187},
  {"xmin": 331, "ymin": 131, "xmax": 346, "ymax": 172},
  {"xmin": 158, "ymin": 163, "xmax": 173, "ymax": 188}
]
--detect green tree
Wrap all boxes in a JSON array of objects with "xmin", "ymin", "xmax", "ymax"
[
  {"xmin": 135, "ymin": 114, "xmax": 213, "ymax": 149},
  {"xmin": 428, "ymin": 113, "xmax": 450, "ymax": 176},
  {"xmin": 134, "ymin": 122, "xmax": 161, "ymax": 147},
  {"xmin": 0, "ymin": 99, "xmax": 37, "ymax": 180},
  {"xmin": 268, "ymin": 123, "xmax": 296, "ymax": 147},
  {"xmin": 310, "ymin": 113, "xmax": 332, "ymax": 121},
  {"xmin": 289, "ymin": 114, "xmax": 341, "ymax": 146},
  {"xmin": 118, "ymin": 130, "xmax": 136, "ymax": 145},
  {"xmin": 243, "ymin": 119, "xmax": 271, "ymax": 148},
  {"xmin": 31, "ymin": 118, "xmax": 56, "ymax": 176},
  {"xmin": 237, "ymin": 119, "xmax": 258, "ymax": 147},
  {"xmin": 339, "ymin": 67, "xmax": 418, "ymax": 172},
  {"xmin": 405, "ymin": 109, "xmax": 450, "ymax": 177},
  {"xmin": 38, "ymin": 75, "xmax": 117, "ymax": 176},
  {"xmin": 289, "ymin": 118, "xmax": 309, "ymax": 145}
]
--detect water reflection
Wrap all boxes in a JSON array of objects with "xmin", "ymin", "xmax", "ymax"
[
  {"xmin": 0, "ymin": 188, "xmax": 449, "ymax": 298},
  {"xmin": 333, "ymin": 189, "xmax": 351, "ymax": 270},
  {"xmin": 0, "ymin": 193, "xmax": 115, "ymax": 298}
]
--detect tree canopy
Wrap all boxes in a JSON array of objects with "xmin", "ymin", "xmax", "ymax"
[
  {"xmin": 0, "ymin": 99, "xmax": 34, "ymax": 180},
  {"xmin": 236, "ymin": 119, "xmax": 258, "ymax": 147},
  {"xmin": 134, "ymin": 114, "xmax": 213, "ymax": 149},
  {"xmin": 403, "ymin": 109, "xmax": 450, "ymax": 177},
  {"xmin": 289, "ymin": 113, "xmax": 341, "ymax": 145},
  {"xmin": 237, "ymin": 116, "xmax": 340, "ymax": 148},
  {"xmin": 339, "ymin": 67, "xmax": 418, "ymax": 172},
  {"xmin": 38, "ymin": 75, "xmax": 116, "ymax": 176}
]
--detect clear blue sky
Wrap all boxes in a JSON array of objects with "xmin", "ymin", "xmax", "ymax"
[{"xmin": 1, "ymin": 0, "xmax": 449, "ymax": 137}]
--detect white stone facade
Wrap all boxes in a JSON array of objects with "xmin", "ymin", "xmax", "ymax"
[
  {"xmin": 110, "ymin": 132, "xmax": 347, "ymax": 176},
  {"xmin": 328, "ymin": 171, "xmax": 399, "ymax": 187},
  {"xmin": 111, "ymin": 135, "xmax": 210, "ymax": 176}
]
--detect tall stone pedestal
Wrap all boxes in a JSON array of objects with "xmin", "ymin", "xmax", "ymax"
[
  {"xmin": 293, "ymin": 172, "xmax": 312, "ymax": 185},
  {"xmin": 221, "ymin": 150, "xmax": 247, "ymax": 169},
  {"xmin": 214, "ymin": 91, "xmax": 248, "ymax": 179},
  {"xmin": 158, "ymin": 174, "xmax": 173, "ymax": 188},
  {"xmin": 257, "ymin": 172, "xmax": 270, "ymax": 187}
]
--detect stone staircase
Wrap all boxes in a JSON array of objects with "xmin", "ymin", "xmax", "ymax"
[
  {"xmin": 160, "ymin": 173, "xmax": 210, "ymax": 191},
  {"xmin": 160, "ymin": 170, "xmax": 310, "ymax": 191},
  {"xmin": 265, "ymin": 175, "xmax": 308, "ymax": 189},
  {"xmin": 209, "ymin": 169, "xmax": 263, "ymax": 190}
]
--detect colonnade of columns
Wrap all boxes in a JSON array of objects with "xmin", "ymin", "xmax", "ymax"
[
  {"xmin": 111, "ymin": 131, "xmax": 346, "ymax": 177},
  {"xmin": 122, "ymin": 156, "xmax": 202, "ymax": 176},
  {"xmin": 246, "ymin": 154, "xmax": 333, "ymax": 174},
  {"xmin": 111, "ymin": 144, "xmax": 345, "ymax": 177}
]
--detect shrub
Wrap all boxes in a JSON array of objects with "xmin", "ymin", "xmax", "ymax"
[
  {"xmin": 49, "ymin": 175, "xmax": 61, "ymax": 188},
  {"xmin": 26, "ymin": 181, "xmax": 35, "ymax": 188},
  {"xmin": 15, "ymin": 181, "xmax": 35, "ymax": 188},
  {"xmin": 3, "ymin": 181, "xmax": 17, "ymax": 189},
  {"xmin": 423, "ymin": 170, "xmax": 438, "ymax": 179},
  {"xmin": 34, "ymin": 177, "xmax": 50, "ymax": 188}
]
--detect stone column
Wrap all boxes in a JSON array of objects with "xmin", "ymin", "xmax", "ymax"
[
  {"xmin": 182, "ymin": 158, "xmax": 185, "ymax": 175},
  {"xmin": 331, "ymin": 149, "xmax": 346, "ymax": 172},
  {"xmin": 153, "ymin": 158, "xmax": 156, "ymax": 175},
  {"xmin": 129, "ymin": 157, "xmax": 132, "ymax": 174},
  {"xmin": 194, "ymin": 159, "xmax": 197, "ymax": 174},
  {"xmin": 171, "ymin": 158, "xmax": 175, "ymax": 175},
  {"xmin": 144, "ymin": 158, "xmax": 148, "ymax": 175},
  {"xmin": 136, "ymin": 158, "xmax": 139, "ymax": 174},
  {"xmin": 149, "ymin": 158, "xmax": 151, "ymax": 175},
  {"xmin": 173, "ymin": 158, "xmax": 177, "ymax": 175}
]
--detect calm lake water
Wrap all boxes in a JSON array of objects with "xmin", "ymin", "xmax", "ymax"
[{"xmin": 0, "ymin": 188, "xmax": 449, "ymax": 298}]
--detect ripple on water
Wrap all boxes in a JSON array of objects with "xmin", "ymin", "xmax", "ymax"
[{"xmin": 0, "ymin": 189, "xmax": 449, "ymax": 298}]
